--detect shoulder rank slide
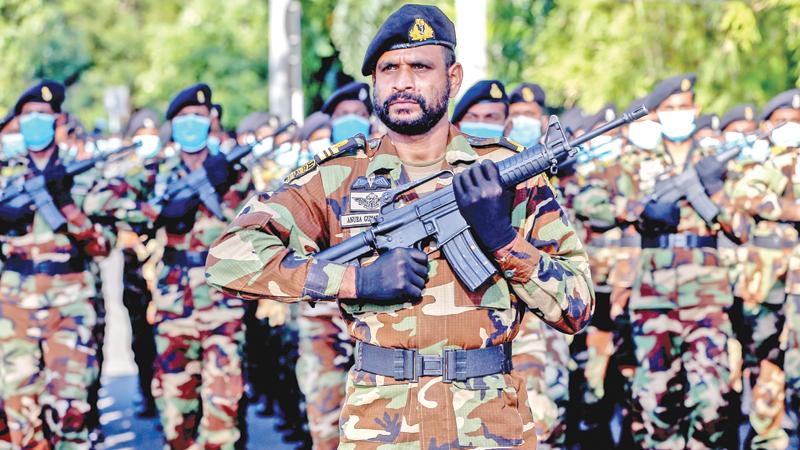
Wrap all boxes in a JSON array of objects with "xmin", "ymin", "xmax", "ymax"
[{"xmin": 284, "ymin": 135, "xmax": 366, "ymax": 183}]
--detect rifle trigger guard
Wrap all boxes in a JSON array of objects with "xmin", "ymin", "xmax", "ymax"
[{"xmin": 379, "ymin": 170, "xmax": 454, "ymax": 213}]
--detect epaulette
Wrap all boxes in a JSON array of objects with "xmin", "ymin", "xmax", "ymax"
[
  {"xmin": 284, "ymin": 135, "xmax": 366, "ymax": 183},
  {"xmin": 465, "ymin": 135, "xmax": 525, "ymax": 153}
]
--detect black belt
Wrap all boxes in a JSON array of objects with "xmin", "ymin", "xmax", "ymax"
[
  {"xmin": 752, "ymin": 235, "xmax": 795, "ymax": 250},
  {"xmin": 4, "ymin": 257, "xmax": 87, "ymax": 275},
  {"xmin": 162, "ymin": 249, "xmax": 209, "ymax": 267},
  {"xmin": 641, "ymin": 234, "xmax": 717, "ymax": 249},
  {"xmin": 354, "ymin": 341, "xmax": 513, "ymax": 383}
]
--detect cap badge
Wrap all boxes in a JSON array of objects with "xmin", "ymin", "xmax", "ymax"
[
  {"xmin": 144, "ymin": 118, "xmax": 155, "ymax": 129},
  {"xmin": 197, "ymin": 90, "xmax": 205, "ymax": 103},
  {"xmin": 604, "ymin": 108, "xmax": 615, "ymax": 122},
  {"xmin": 358, "ymin": 88, "xmax": 368, "ymax": 101},
  {"xmin": 680, "ymin": 78, "xmax": 691, "ymax": 92},
  {"xmin": 409, "ymin": 18, "xmax": 434, "ymax": 42},
  {"xmin": 490, "ymin": 83, "xmax": 502, "ymax": 99},
  {"xmin": 745, "ymin": 107, "xmax": 753, "ymax": 121},
  {"xmin": 522, "ymin": 87, "xmax": 534, "ymax": 103},
  {"xmin": 792, "ymin": 94, "xmax": 800, "ymax": 109},
  {"xmin": 41, "ymin": 86, "xmax": 53, "ymax": 102},
  {"xmin": 712, "ymin": 116, "xmax": 720, "ymax": 130}
]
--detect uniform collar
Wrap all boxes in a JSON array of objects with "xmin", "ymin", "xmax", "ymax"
[{"xmin": 366, "ymin": 124, "xmax": 478, "ymax": 177}]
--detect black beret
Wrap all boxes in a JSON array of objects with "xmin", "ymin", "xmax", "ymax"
[
  {"xmin": 509, "ymin": 83, "xmax": 546, "ymax": 107},
  {"xmin": 298, "ymin": 112, "xmax": 331, "ymax": 141},
  {"xmin": 560, "ymin": 107, "xmax": 586, "ymax": 135},
  {"xmin": 362, "ymin": 4, "xmax": 456, "ymax": 76},
  {"xmin": 695, "ymin": 113, "xmax": 720, "ymax": 133},
  {"xmin": 582, "ymin": 104, "xmax": 617, "ymax": 131},
  {"xmin": 451, "ymin": 80, "xmax": 508, "ymax": 124},
  {"xmin": 211, "ymin": 103, "xmax": 223, "ymax": 120},
  {"xmin": 14, "ymin": 80, "xmax": 66, "ymax": 115},
  {"xmin": 125, "ymin": 108, "xmax": 161, "ymax": 139},
  {"xmin": 236, "ymin": 111, "xmax": 278, "ymax": 136},
  {"xmin": 624, "ymin": 95, "xmax": 649, "ymax": 115},
  {"xmin": 321, "ymin": 82, "xmax": 372, "ymax": 116},
  {"xmin": 646, "ymin": 73, "xmax": 696, "ymax": 110},
  {"xmin": 0, "ymin": 109, "xmax": 14, "ymax": 133},
  {"xmin": 761, "ymin": 88, "xmax": 800, "ymax": 120},
  {"xmin": 719, "ymin": 104, "xmax": 756, "ymax": 130},
  {"xmin": 166, "ymin": 83, "xmax": 212, "ymax": 120}
]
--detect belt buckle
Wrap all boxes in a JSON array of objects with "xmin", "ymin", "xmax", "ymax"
[
  {"xmin": 669, "ymin": 234, "xmax": 688, "ymax": 248},
  {"xmin": 416, "ymin": 354, "xmax": 444, "ymax": 380},
  {"xmin": 443, "ymin": 349, "xmax": 468, "ymax": 383}
]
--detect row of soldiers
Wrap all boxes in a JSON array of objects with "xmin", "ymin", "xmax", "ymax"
[{"xmin": 1, "ymin": 6, "xmax": 799, "ymax": 450}]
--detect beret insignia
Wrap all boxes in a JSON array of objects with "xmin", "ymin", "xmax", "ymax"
[
  {"xmin": 197, "ymin": 90, "xmax": 205, "ymax": 103},
  {"xmin": 490, "ymin": 83, "xmax": 502, "ymax": 99},
  {"xmin": 41, "ymin": 86, "xmax": 53, "ymax": 102},
  {"xmin": 143, "ymin": 118, "xmax": 155, "ymax": 128},
  {"xmin": 793, "ymin": 94, "xmax": 800, "ymax": 109},
  {"xmin": 409, "ymin": 18, "xmax": 434, "ymax": 42},
  {"xmin": 680, "ymin": 78, "xmax": 691, "ymax": 92},
  {"xmin": 744, "ymin": 107, "xmax": 753, "ymax": 121},
  {"xmin": 711, "ymin": 115, "xmax": 720, "ymax": 130},
  {"xmin": 604, "ymin": 108, "xmax": 615, "ymax": 122},
  {"xmin": 522, "ymin": 87, "xmax": 534, "ymax": 103},
  {"xmin": 358, "ymin": 88, "xmax": 368, "ymax": 101}
]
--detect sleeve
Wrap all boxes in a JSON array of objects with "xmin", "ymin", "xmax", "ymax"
[
  {"xmin": 493, "ymin": 174, "xmax": 595, "ymax": 334},
  {"xmin": 733, "ymin": 164, "xmax": 800, "ymax": 222},
  {"xmin": 65, "ymin": 169, "xmax": 112, "ymax": 257},
  {"xmin": 205, "ymin": 169, "xmax": 349, "ymax": 303}
]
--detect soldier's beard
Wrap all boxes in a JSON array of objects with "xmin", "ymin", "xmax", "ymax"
[{"xmin": 374, "ymin": 82, "xmax": 450, "ymax": 136}]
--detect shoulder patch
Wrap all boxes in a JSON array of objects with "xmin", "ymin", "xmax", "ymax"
[{"xmin": 283, "ymin": 135, "xmax": 366, "ymax": 183}]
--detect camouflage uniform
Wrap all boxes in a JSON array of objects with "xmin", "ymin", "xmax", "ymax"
[
  {"xmin": 0, "ymin": 150, "xmax": 110, "ymax": 449},
  {"xmin": 148, "ymin": 158, "xmax": 251, "ymax": 449},
  {"xmin": 620, "ymin": 144, "xmax": 749, "ymax": 449},
  {"xmin": 206, "ymin": 128, "xmax": 594, "ymax": 448},
  {"xmin": 296, "ymin": 302, "xmax": 354, "ymax": 450},
  {"xmin": 733, "ymin": 145, "xmax": 800, "ymax": 447}
]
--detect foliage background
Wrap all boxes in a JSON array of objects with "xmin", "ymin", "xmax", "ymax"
[{"xmin": 1, "ymin": 0, "xmax": 798, "ymax": 129}]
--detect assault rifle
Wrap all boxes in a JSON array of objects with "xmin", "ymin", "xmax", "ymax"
[
  {"xmin": 0, "ymin": 142, "xmax": 140, "ymax": 231},
  {"xmin": 314, "ymin": 106, "xmax": 648, "ymax": 291}
]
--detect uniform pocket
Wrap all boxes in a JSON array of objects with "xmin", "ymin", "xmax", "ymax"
[
  {"xmin": 451, "ymin": 373, "xmax": 524, "ymax": 447},
  {"xmin": 339, "ymin": 369, "xmax": 417, "ymax": 444}
]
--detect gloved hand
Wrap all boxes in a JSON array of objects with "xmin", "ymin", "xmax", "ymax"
[
  {"xmin": 640, "ymin": 200, "xmax": 680, "ymax": 230},
  {"xmin": 355, "ymin": 248, "xmax": 428, "ymax": 302},
  {"xmin": 203, "ymin": 154, "xmax": 232, "ymax": 191},
  {"xmin": 453, "ymin": 160, "xmax": 517, "ymax": 252},
  {"xmin": 160, "ymin": 194, "xmax": 200, "ymax": 219},
  {"xmin": 43, "ymin": 165, "xmax": 75, "ymax": 209},
  {"xmin": 0, "ymin": 202, "xmax": 33, "ymax": 227},
  {"xmin": 695, "ymin": 156, "xmax": 726, "ymax": 195}
]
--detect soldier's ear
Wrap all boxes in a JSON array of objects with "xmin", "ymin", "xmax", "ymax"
[{"xmin": 448, "ymin": 62, "xmax": 463, "ymax": 100}]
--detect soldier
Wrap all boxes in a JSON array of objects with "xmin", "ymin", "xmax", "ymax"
[
  {"xmin": 733, "ymin": 90, "xmax": 800, "ymax": 448},
  {"xmin": 295, "ymin": 86, "xmax": 373, "ymax": 450},
  {"xmin": 297, "ymin": 111, "xmax": 332, "ymax": 159},
  {"xmin": 507, "ymin": 83, "xmax": 548, "ymax": 148},
  {"xmin": 451, "ymin": 79, "xmax": 509, "ymax": 138},
  {"xmin": 206, "ymin": 4, "xmax": 594, "ymax": 448},
  {"xmin": 0, "ymin": 80, "xmax": 110, "ymax": 448},
  {"xmin": 625, "ymin": 74, "xmax": 748, "ymax": 448},
  {"xmin": 148, "ymin": 83, "xmax": 250, "ymax": 449}
]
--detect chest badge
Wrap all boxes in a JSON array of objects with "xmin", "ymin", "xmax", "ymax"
[{"xmin": 341, "ymin": 175, "xmax": 390, "ymax": 228}]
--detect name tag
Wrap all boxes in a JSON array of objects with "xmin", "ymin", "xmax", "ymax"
[{"xmin": 340, "ymin": 213, "xmax": 379, "ymax": 228}]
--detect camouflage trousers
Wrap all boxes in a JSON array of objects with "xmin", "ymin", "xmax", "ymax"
[
  {"xmin": 631, "ymin": 306, "xmax": 732, "ymax": 449},
  {"xmin": 785, "ymin": 294, "xmax": 800, "ymax": 440},
  {"xmin": 296, "ymin": 313, "xmax": 354, "ymax": 450},
  {"xmin": 511, "ymin": 313, "xmax": 569, "ymax": 449},
  {"xmin": 152, "ymin": 310, "xmax": 245, "ymax": 450},
  {"xmin": 0, "ymin": 300, "xmax": 98, "ymax": 450}
]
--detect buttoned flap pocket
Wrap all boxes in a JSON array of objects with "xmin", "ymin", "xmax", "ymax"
[
  {"xmin": 339, "ymin": 369, "xmax": 417, "ymax": 445},
  {"xmin": 451, "ymin": 373, "xmax": 524, "ymax": 447}
]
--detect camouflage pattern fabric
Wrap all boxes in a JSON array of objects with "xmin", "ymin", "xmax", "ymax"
[
  {"xmin": 0, "ymin": 300, "xmax": 98, "ymax": 449},
  {"xmin": 296, "ymin": 303, "xmax": 354, "ymax": 450},
  {"xmin": 511, "ymin": 313, "xmax": 570, "ymax": 448},
  {"xmin": 206, "ymin": 126, "xmax": 594, "ymax": 448}
]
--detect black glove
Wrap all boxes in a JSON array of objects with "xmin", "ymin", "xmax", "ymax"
[
  {"xmin": 203, "ymin": 154, "xmax": 232, "ymax": 191},
  {"xmin": 160, "ymin": 194, "xmax": 200, "ymax": 219},
  {"xmin": 695, "ymin": 156, "xmax": 726, "ymax": 195},
  {"xmin": 640, "ymin": 200, "xmax": 680, "ymax": 233},
  {"xmin": 453, "ymin": 160, "xmax": 517, "ymax": 252},
  {"xmin": 43, "ymin": 165, "xmax": 74, "ymax": 209},
  {"xmin": 0, "ymin": 202, "xmax": 34, "ymax": 227},
  {"xmin": 355, "ymin": 248, "xmax": 428, "ymax": 302}
]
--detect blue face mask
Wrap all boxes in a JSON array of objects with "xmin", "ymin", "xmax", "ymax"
[
  {"xmin": 331, "ymin": 114, "xmax": 370, "ymax": 143},
  {"xmin": 172, "ymin": 114, "xmax": 211, "ymax": 153},
  {"xmin": 2, "ymin": 133, "xmax": 26, "ymax": 159},
  {"xmin": 133, "ymin": 135, "xmax": 162, "ymax": 159},
  {"xmin": 459, "ymin": 121, "xmax": 505, "ymax": 139},
  {"xmin": 508, "ymin": 116, "xmax": 542, "ymax": 147},
  {"xmin": 207, "ymin": 136, "xmax": 221, "ymax": 155},
  {"xmin": 19, "ymin": 112, "xmax": 57, "ymax": 152}
]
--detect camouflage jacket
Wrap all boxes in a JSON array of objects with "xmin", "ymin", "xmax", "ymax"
[
  {"xmin": 0, "ymin": 149, "xmax": 110, "ymax": 309},
  {"xmin": 207, "ymin": 126, "xmax": 594, "ymax": 345}
]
